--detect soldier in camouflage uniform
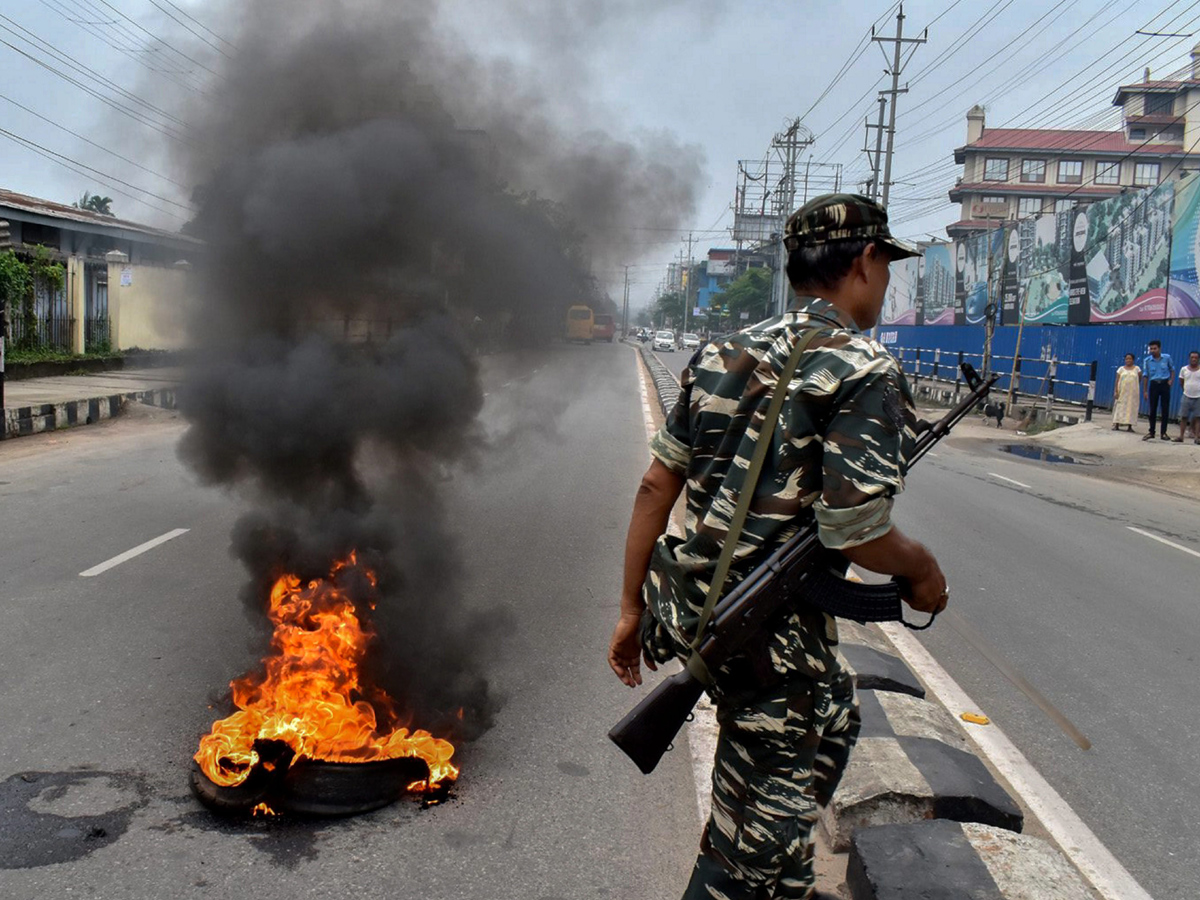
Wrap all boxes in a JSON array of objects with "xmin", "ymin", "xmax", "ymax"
[{"xmin": 609, "ymin": 194, "xmax": 949, "ymax": 900}]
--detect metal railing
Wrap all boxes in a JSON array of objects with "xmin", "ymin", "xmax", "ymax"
[
  {"xmin": 85, "ymin": 316, "xmax": 111, "ymax": 351},
  {"xmin": 6, "ymin": 310, "xmax": 75, "ymax": 352},
  {"xmin": 891, "ymin": 345, "xmax": 1099, "ymax": 420}
]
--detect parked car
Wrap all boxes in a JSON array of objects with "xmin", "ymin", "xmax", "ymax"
[
  {"xmin": 680, "ymin": 332, "xmax": 701, "ymax": 351},
  {"xmin": 653, "ymin": 330, "xmax": 676, "ymax": 352}
]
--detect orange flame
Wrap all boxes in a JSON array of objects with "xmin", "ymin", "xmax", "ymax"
[{"xmin": 194, "ymin": 554, "xmax": 458, "ymax": 791}]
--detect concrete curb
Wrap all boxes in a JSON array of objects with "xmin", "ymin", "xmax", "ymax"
[
  {"xmin": 820, "ymin": 689, "xmax": 1022, "ymax": 852},
  {"xmin": 847, "ymin": 820, "xmax": 1094, "ymax": 899},
  {"xmin": 631, "ymin": 341, "xmax": 681, "ymax": 415},
  {"xmin": 2, "ymin": 388, "xmax": 177, "ymax": 439}
]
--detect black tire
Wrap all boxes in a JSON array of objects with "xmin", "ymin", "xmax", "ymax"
[{"xmin": 278, "ymin": 757, "xmax": 430, "ymax": 817}]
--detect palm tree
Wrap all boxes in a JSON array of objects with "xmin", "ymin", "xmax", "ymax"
[{"xmin": 74, "ymin": 192, "xmax": 115, "ymax": 217}]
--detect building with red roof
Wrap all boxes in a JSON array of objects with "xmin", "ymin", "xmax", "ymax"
[{"xmin": 946, "ymin": 48, "xmax": 1200, "ymax": 239}]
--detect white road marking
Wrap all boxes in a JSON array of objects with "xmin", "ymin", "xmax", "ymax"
[
  {"xmin": 989, "ymin": 472, "xmax": 1031, "ymax": 489},
  {"xmin": 926, "ymin": 451, "xmax": 941, "ymax": 458},
  {"xmin": 80, "ymin": 528, "xmax": 190, "ymax": 577},
  {"xmin": 882, "ymin": 623, "xmax": 1154, "ymax": 900},
  {"xmin": 1127, "ymin": 526, "xmax": 1200, "ymax": 560},
  {"xmin": 633, "ymin": 349, "xmax": 709, "ymax": 821}
]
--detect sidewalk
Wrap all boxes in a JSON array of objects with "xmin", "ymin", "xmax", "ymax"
[
  {"xmin": 2, "ymin": 368, "xmax": 182, "ymax": 439},
  {"xmin": 941, "ymin": 407, "xmax": 1200, "ymax": 501}
]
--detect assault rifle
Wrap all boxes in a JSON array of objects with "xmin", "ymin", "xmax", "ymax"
[{"xmin": 609, "ymin": 363, "xmax": 1000, "ymax": 775}]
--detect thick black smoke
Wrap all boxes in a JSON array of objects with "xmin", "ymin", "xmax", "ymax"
[{"xmin": 170, "ymin": 0, "xmax": 703, "ymax": 740}]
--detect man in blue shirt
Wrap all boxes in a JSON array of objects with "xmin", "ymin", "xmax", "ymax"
[{"xmin": 1142, "ymin": 339, "xmax": 1175, "ymax": 441}]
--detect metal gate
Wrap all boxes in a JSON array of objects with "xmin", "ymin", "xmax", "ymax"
[{"xmin": 84, "ymin": 261, "xmax": 110, "ymax": 350}]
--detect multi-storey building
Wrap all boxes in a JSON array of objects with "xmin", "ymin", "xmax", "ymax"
[{"xmin": 945, "ymin": 46, "xmax": 1200, "ymax": 239}]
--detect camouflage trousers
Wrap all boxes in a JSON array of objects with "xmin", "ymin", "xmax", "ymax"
[{"xmin": 681, "ymin": 668, "xmax": 859, "ymax": 900}]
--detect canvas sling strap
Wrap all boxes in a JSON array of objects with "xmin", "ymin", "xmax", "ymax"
[{"xmin": 685, "ymin": 323, "xmax": 823, "ymax": 688}]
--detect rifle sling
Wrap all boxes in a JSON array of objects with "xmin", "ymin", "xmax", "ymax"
[{"xmin": 685, "ymin": 323, "xmax": 823, "ymax": 687}]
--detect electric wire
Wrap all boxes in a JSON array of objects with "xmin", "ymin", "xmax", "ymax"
[
  {"xmin": 0, "ymin": 91, "xmax": 186, "ymax": 189},
  {"xmin": 38, "ymin": 0, "xmax": 210, "ymax": 95},
  {"xmin": 0, "ymin": 129, "xmax": 189, "ymax": 222},
  {"xmin": 143, "ymin": 0, "xmax": 231, "ymax": 58},
  {"xmin": 154, "ymin": 0, "xmax": 237, "ymax": 51}
]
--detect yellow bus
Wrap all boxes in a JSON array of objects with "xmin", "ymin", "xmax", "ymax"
[{"xmin": 566, "ymin": 305, "xmax": 594, "ymax": 343}]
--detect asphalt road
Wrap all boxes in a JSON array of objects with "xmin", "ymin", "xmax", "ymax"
[
  {"xmin": 648, "ymin": 343, "xmax": 1198, "ymax": 900},
  {"xmin": 0, "ymin": 344, "xmax": 698, "ymax": 900}
]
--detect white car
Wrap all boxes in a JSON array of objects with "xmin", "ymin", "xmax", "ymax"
[
  {"xmin": 653, "ymin": 331, "xmax": 676, "ymax": 352},
  {"xmin": 680, "ymin": 333, "xmax": 701, "ymax": 351}
]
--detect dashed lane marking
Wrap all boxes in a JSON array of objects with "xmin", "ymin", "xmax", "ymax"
[
  {"xmin": 1127, "ymin": 526, "xmax": 1200, "ymax": 560},
  {"xmin": 80, "ymin": 528, "xmax": 190, "ymax": 577},
  {"xmin": 883, "ymin": 623, "xmax": 1154, "ymax": 900},
  {"xmin": 989, "ymin": 472, "xmax": 1031, "ymax": 489}
]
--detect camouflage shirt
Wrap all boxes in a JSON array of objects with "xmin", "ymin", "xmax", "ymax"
[{"xmin": 644, "ymin": 296, "xmax": 917, "ymax": 689}]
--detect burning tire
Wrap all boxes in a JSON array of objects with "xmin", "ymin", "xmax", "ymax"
[
  {"xmin": 277, "ymin": 757, "xmax": 430, "ymax": 816},
  {"xmin": 190, "ymin": 755, "xmax": 430, "ymax": 817}
]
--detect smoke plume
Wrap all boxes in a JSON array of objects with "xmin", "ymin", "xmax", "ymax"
[{"xmin": 169, "ymin": 0, "xmax": 704, "ymax": 740}]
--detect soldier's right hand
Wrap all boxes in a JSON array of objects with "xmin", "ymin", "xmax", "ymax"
[{"xmin": 904, "ymin": 557, "xmax": 948, "ymax": 615}]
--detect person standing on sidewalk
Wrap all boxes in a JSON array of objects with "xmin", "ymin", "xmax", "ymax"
[
  {"xmin": 608, "ymin": 194, "xmax": 947, "ymax": 900},
  {"xmin": 1112, "ymin": 353, "xmax": 1141, "ymax": 432},
  {"xmin": 1142, "ymin": 340, "xmax": 1175, "ymax": 441},
  {"xmin": 1174, "ymin": 350, "xmax": 1200, "ymax": 444}
]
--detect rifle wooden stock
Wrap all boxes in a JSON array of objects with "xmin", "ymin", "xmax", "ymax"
[
  {"xmin": 608, "ymin": 670, "xmax": 707, "ymax": 775},
  {"xmin": 608, "ymin": 365, "xmax": 1000, "ymax": 774}
]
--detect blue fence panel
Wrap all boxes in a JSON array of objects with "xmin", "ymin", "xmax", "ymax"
[{"xmin": 877, "ymin": 324, "xmax": 1200, "ymax": 416}]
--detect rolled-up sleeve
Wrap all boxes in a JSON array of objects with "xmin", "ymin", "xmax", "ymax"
[
  {"xmin": 648, "ymin": 366, "xmax": 695, "ymax": 475},
  {"xmin": 813, "ymin": 358, "xmax": 910, "ymax": 549}
]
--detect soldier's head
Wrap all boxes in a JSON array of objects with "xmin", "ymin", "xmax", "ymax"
[{"xmin": 784, "ymin": 194, "xmax": 918, "ymax": 329}]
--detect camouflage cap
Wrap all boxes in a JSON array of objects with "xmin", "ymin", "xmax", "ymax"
[{"xmin": 783, "ymin": 193, "xmax": 920, "ymax": 259}]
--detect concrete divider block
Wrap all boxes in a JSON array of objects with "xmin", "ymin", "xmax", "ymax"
[
  {"xmin": 840, "ymin": 643, "xmax": 925, "ymax": 699},
  {"xmin": 821, "ymin": 690, "xmax": 1022, "ymax": 852},
  {"xmin": 847, "ymin": 820, "xmax": 1093, "ymax": 899},
  {"xmin": 837, "ymin": 618, "xmax": 924, "ymax": 699}
]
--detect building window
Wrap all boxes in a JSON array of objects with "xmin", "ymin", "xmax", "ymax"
[
  {"xmin": 1130, "ymin": 128, "xmax": 1146, "ymax": 140},
  {"xmin": 1021, "ymin": 159, "xmax": 1046, "ymax": 183},
  {"xmin": 1133, "ymin": 162, "xmax": 1161, "ymax": 186},
  {"xmin": 983, "ymin": 158, "xmax": 1009, "ymax": 181},
  {"xmin": 1094, "ymin": 161, "xmax": 1121, "ymax": 185},
  {"xmin": 1018, "ymin": 197, "xmax": 1042, "ymax": 218},
  {"xmin": 1145, "ymin": 93, "xmax": 1174, "ymax": 116},
  {"xmin": 981, "ymin": 196, "xmax": 1007, "ymax": 206},
  {"xmin": 1054, "ymin": 199, "xmax": 1075, "ymax": 214},
  {"xmin": 1057, "ymin": 160, "xmax": 1083, "ymax": 184}
]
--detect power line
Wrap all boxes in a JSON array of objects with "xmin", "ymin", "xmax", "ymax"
[
  {"xmin": 38, "ymin": 0, "xmax": 210, "ymax": 95},
  {"xmin": 0, "ymin": 15, "xmax": 192, "ymax": 141},
  {"xmin": 0, "ymin": 128, "xmax": 189, "ymax": 221},
  {"xmin": 90, "ymin": 0, "xmax": 225, "ymax": 78},
  {"xmin": 0, "ymin": 91, "xmax": 186, "ymax": 189},
  {"xmin": 154, "ymin": 0, "xmax": 237, "ymax": 51},
  {"xmin": 143, "ymin": 0, "xmax": 232, "ymax": 58}
]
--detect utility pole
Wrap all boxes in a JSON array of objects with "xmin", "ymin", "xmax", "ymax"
[
  {"xmin": 863, "ymin": 94, "xmax": 888, "ymax": 201},
  {"xmin": 621, "ymin": 265, "xmax": 630, "ymax": 336},
  {"xmin": 872, "ymin": 4, "xmax": 926, "ymax": 207},
  {"xmin": 772, "ymin": 119, "xmax": 812, "ymax": 315},
  {"xmin": 683, "ymin": 231, "xmax": 695, "ymax": 334},
  {"xmin": 0, "ymin": 220, "xmax": 8, "ymax": 439}
]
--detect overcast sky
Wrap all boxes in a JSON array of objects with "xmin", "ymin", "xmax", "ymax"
[{"xmin": 1, "ymin": 0, "xmax": 1196, "ymax": 307}]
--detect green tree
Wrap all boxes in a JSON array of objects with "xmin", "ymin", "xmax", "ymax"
[
  {"xmin": 713, "ymin": 266, "xmax": 773, "ymax": 325},
  {"xmin": 74, "ymin": 191, "xmax": 115, "ymax": 217},
  {"xmin": 654, "ymin": 290, "xmax": 684, "ymax": 327}
]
